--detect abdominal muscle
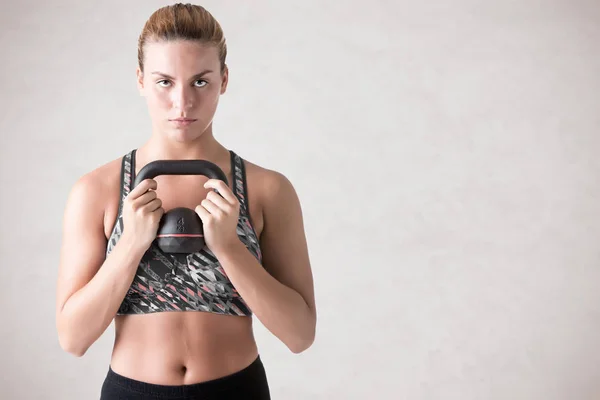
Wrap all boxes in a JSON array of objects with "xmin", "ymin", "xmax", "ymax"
[{"xmin": 109, "ymin": 311, "xmax": 259, "ymax": 385}]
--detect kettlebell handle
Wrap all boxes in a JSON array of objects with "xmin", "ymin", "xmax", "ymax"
[{"xmin": 132, "ymin": 160, "xmax": 229, "ymax": 189}]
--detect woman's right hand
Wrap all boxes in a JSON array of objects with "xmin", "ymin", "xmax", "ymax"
[{"xmin": 121, "ymin": 179, "xmax": 164, "ymax": 252}]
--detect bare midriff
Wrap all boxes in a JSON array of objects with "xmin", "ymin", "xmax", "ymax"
[{"xmin": 109, "ymin": 311, "xmax": 259, "ymax": 385}]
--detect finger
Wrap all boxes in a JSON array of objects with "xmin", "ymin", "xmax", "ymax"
[
  {"xmin": 142, "ymin": 198, "xmax": 162, "ymax": 213},
  {"xmin": 137, "ymin": 190, "xmax": 158, "ymax": 203},
  {"xmin": 130, "ymin": 179, "xmax": 157, "ymax": 199},
  {"xmin": 194, "ymin": 203, "xmax": 211, "ymax": 221},
  {"xmin": 204, "ymin": 180, "xmax": 237, "ymax": 204},
  {"xmin": 206, "ymin": 190, "xmax": 234, "ymax": 211},
  {"xmin": 132, "ymin": 191, "xmax": 157, "ymax": 209},
  {"xmin": 200, "ymin": 198, "xmax": 223, "ymax": 217}
]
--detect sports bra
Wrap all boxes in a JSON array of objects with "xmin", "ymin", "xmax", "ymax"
[{"xmin": 106, "ymin": 149, "xmax": 263, "ymax": 316}]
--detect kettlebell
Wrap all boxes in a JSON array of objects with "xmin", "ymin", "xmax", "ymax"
[{"xmin": 132, "ymin": 159, "xmax": 229, "ymax": 254}]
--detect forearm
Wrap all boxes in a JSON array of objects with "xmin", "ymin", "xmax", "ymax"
[
  {"xmin": 57, "ymin": 236, "xmax": 144, "ymax": 356},
  {"xmin": 214, "ymin": 242, "xmax": 316, "ymax": 353}
]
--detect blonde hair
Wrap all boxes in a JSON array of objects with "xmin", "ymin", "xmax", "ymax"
[{"xmin": 137, "ymin": 3, "xmax": 227, "ymax": 73}]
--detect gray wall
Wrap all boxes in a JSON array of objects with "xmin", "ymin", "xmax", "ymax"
[{"xmin": 1, "ymin": 0, "xmax": 599, "ymax": 399}]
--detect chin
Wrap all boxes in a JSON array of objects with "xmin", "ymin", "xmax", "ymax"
[{"xmin": 167, "ymin": 127, "xmax": 203, "ymax": 143}]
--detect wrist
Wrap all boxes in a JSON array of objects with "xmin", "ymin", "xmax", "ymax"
[
  {"xmin": 211, "ymin": 238, "xmax": 246, "ymax": 260},
  {"xmin": 119, "ymin": 232, "xmax": 150, "ymax": 257}
]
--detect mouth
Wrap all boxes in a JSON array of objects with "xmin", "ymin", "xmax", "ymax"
[
  {"xmin": 169, "ymin": 118, "xmax": 197, "ymax": 122},
  {"xmin": 169, "ymin": 118, "xmax": 197, "ymax": 127}
]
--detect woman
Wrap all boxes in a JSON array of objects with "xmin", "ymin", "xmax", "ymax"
[{"xmin": 55, "ymin": 4, "xmax": 317, "ymax": 399}]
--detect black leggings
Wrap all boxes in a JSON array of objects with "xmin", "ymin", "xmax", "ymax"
[{"xmin": 100, "ymin": 355, "xmax": 271, "ymax": 400}]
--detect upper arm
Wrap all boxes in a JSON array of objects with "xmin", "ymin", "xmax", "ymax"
[
  {"xmin": 55, "ymin": 173, "xmax": 108, "ymax": 317},
  {"xmin": 259, "ymin": 171, "xmax": 316, "ymax": 316}
]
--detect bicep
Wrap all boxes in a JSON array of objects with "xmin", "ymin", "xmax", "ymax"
[
  {"xmin": 55, "ymin": 175, "xmax": 108, "ymax": 315},
  {"xmin": 259, "ymin": 172, "xmax": 315, "ymax": 312}
]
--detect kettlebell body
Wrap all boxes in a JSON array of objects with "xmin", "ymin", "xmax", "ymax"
[
  {"xmin": 132, "ymin": 159, "xmax": 229, "ymax": 254},
  {"xmin": 156, "ymin": 207, "xmax": 205, "ymax": 253}
]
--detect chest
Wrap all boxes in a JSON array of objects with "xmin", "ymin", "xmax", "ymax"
[
  {"xmin": 103, "ymin": 168, "xmax": 264, "ymax": 240},
  {"xmin": 153, "ymin": 175, "xmax": 217, "ymax": 212}
]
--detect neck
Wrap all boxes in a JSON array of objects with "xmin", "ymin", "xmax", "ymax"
[{"xmin": 139, "ymin": 123, "xmax": 227, "ymax": 162}]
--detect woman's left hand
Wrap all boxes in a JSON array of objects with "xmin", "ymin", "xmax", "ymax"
[{"xmin": 195, "ymin": 179, "xmax": 241, "ymax": 255}]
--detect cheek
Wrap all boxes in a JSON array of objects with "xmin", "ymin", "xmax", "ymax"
[
  {"xmin": 187, "ymin": 90, "xmax": 217, "ymax": 115},
  {"xmin": 201, "ymin": 85, "xmax": 222, "ymax": 107},
  {"xmin": 147, "ymin": 88, "xmax": 171, "ymax": 109}
]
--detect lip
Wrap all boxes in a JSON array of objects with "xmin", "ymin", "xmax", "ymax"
[
  {"xmin": 169, "ymin": 118, "xmax": 197, "ymax": 127},
  {"xmin": 170, "ymin": 118, "xmax": 196, "ymax": 121}
]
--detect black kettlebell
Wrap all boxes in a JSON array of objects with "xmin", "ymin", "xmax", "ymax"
[{"xmin": 132, "ymin": 159, "xmax": 229, "ymax": 254}]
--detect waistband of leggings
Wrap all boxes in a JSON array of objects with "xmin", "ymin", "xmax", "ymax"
[{"xmin": 105, "ymin": 355, "xmax": 263, "ymax": 397}]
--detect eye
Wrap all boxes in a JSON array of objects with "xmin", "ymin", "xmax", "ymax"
[
  {"xmin": 157, "ymin": 79, "xmax": 171, "ymax": 87},
  {"xmin": 194, "ymin": 80, "xmax": 207, "ymax": 88}
]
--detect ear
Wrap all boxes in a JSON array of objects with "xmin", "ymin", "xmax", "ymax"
[
  {"xmin": 136, "ymin": 67, "xmax": 145, "ymax": 96},
  {"xmin": 220, "ymin": 64, "xmax": 229, "ymax": 95}
]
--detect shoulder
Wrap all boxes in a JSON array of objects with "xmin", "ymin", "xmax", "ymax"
[
  {"xmin": 69, "ymin": 155, "xmax": 123, "ymax": 199},
  {"xmin": 241, "ymin": 157, "xmax": 298, "ymax": 208},
  {"xmin": 64, "ymin": 154, "xmax": 126, "ymax": 231}
]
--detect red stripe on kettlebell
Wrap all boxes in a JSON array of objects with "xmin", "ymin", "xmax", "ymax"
[{"xmin": 157, "ymin": 234, "xmax": 204, "ymax": 238}]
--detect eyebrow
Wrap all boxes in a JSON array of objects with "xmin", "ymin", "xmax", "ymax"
[{"xmin": 151, "ymin": 70, "xmax": 214, "ymax": 80}]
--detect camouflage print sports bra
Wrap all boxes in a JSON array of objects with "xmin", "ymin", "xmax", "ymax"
[{"xmin": 106, "ymin": 149, "xmax": 262, "ymax": 316}]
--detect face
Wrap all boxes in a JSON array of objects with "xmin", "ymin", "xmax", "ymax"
[{"xmin": 136, "ymin": 40, "xmax": 228, "ymax": 143}]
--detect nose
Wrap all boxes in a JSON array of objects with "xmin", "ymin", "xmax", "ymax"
[{"xmin": 171, "ymin": 84, "xmax": 194, "ymax": 112}]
